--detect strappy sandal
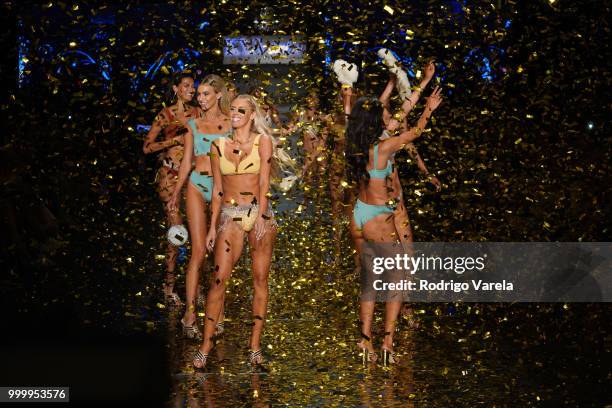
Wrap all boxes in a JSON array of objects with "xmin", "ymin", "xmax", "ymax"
[
  {"xmin": 248, "ymin": 315, "xmax": 265, "ymax": 366},
  {"xmin": 193, "ymin": 350, "xmax": 208, "ymax": 369},
  {"xmin": 166, "ymin": 292, "xmax": 183, "ymax": 306},
  {"xmin": 357, "ymin": 333, "xmax": 378, "ymax": 365},
  {"xmin": 180, "ymin": 318, "xmax": 201, "ymax": 340},
  {"xmin": 381, "ymin": 332, "xmax": 398, "ymax": 366},
  {"xmin": 381, "ymin": 347, "xmax": 398, "ymax": 366},
  {"xmin": 248, "ymin": 349, "xmax": 264, "ymax": 366}
]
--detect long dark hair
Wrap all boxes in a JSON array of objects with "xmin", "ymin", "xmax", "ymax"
[
  {"xmin": 165, "ymin": 71, "xmax": 195, "ymax": 103},
  {"xmin": 345, "ymin": 96, "xmax": 384, "ymax": 186}
]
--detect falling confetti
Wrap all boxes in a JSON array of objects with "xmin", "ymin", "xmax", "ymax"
[{"xmin": 1, "ymin": 1, "xmax": 609, "ymax": 406}]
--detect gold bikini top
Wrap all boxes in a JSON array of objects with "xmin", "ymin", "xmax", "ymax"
[{"xmin": 218, "ymin": 135, "xmax": 262, "ymax": 176}]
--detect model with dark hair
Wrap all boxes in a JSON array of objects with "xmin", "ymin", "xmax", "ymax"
[
  {"xmin": 143, "ymin": 72, "xmax": 199, "ymax": 306},
  {"xmin": 345, "ymin": 83, "xmax": 442, "ymax": 365},
  {"xmin": 341, "ymin": 59, "xmax": 440, "ymax": 328}
]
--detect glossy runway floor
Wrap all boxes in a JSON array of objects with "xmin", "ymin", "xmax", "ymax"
[{"xmin": 124, "ymin": 209, "xmax": 609, "ymax": 407}]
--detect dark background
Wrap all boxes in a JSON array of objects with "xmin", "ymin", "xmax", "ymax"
[{"xmin": 0, "ymin": 1, "xmax": 609, "ymax": 406}]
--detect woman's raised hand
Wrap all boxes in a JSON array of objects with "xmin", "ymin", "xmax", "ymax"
[
  {"xmin": 424, "ymin": 61, "xmax": 436, "ymax": 81},
  {"xmin": 425, "ymin": 86, "xmax": 443, "ymax": 112}
]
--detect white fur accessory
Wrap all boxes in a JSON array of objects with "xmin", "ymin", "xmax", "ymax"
[
  {"xmin": 270, "ymin": 142, "xmax": 299, "ymax": 192},
  {"xmin": 332, "ymin": 59, "xmax": 359, "ymax": 85},
  {"xmin": 278, "ymin": 175, "xmax": 298, "ymax": 192},
  {"xmin": 395, "ymin": 69, "xmax": 412, "ymax": 101},
  {"xmin": 378, "ymin": 48, "xmax": 412, "ymax": 100}
]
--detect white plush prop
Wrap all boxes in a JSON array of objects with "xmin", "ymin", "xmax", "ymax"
[
  {"xmin": 377, "ymin": 48, "xmax": 412, "ymax": 100},
  {"xmin": 332, "ymin": 59, "xmax": 359, "ymax": 86},
  {"xmin": 167, "ymin": 224, "xmax": 189, "ymax": 246}
]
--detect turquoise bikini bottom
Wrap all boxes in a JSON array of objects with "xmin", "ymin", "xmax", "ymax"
[
  {"xmin": 353, "ymin": 199, "xmax": 394, "ymax": 230},
  {"xmin": 189, "ymin": 171, "xmax": 213, "ymax": 202}
]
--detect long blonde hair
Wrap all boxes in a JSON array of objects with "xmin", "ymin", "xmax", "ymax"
[
  {"xmin": 233, "ymin": 94, "xmax": 298, "ymax": 185},
  {"xmin": 200, "ymin": 74, "xmax": 230, "ymax": 115}
]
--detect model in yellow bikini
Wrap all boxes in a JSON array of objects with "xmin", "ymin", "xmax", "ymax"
[{"xmin": 193, "ymin": 94, "xmax": 277, "ymax": 369}]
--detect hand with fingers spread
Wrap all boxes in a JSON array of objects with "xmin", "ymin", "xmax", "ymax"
[{"xmin": 425, "ymin": 86, "xmax": 443, "ymax": 112}]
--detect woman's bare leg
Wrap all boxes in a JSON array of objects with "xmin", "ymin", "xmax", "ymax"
[
  {"xmin": 158, "ymin": 167, "xmax": 182, "ymax": 299},
  {"xmin": 362, "ymin": 212, "xmax": 403, "ymax": 354},
  {"xmin": 182, "ymin": 182, "xmax": 208, "ymax": 325},
  {"xmin": 301, "ymin": 153, "xmax": 315, "ymax": 202},
  {"xmin": 195, "ymin": 222, "xmax": 245, "ymax": 364},
  {"xmin": 247, "ymin": 225, "xmax": 277, "ymax": 351},
  {"xmin": 349, "ymin": 210, "xmax": 364, "ymax": 272},
  {"xmin": 394, "ymin": 200, "xmax": 419, "ymax": 328},
  {"xmin": 394, "ymin": 200, "xmax": 413, "ymax": 250}
]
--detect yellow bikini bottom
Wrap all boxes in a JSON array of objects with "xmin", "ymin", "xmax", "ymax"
[{"xmin": 218, "ymin": 203, "xmax": 276, "ymax": 233}]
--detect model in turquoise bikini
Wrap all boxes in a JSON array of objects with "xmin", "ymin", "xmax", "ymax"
[
  {"xmin": 186, "ymin": 119, "xmax": 230, "ymax": 202},
  {"xmin": 168, "ymin": 74, "xmax": 232, "ymax": 339},
  {"xmin": 345, "ymin": 87, "xmax": 443, "ymax": 366}
]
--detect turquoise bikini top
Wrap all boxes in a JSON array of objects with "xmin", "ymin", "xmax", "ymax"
[
  {"xmin": 188, "ymin": 119, "xmax": 230, "ymax": 156},
  {"xmin": 368, "ymin": 144, "xmax": 393, "ymax": 179}
]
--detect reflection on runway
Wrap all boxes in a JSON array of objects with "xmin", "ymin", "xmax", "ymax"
[
  {"xmin": 165, "ymin": 312, "xmax": 418, "ymax": 406},
  {"xmin": 123, "ymin": 210, "xmax": 607, "ymax": 406}
]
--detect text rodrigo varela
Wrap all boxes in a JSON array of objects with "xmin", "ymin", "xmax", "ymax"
[{"xmin": 371, "ymin": 254, "xmax": 514, "ymax": 292}]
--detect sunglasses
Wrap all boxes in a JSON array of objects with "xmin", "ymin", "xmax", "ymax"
[{"xmin": 230, "ymin": 107, "xmax": 252, "ymax": 115}]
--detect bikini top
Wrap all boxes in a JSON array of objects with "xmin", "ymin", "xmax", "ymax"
[
  {"xmin": 218, "ymin": 134, "xmax": 262, "ymax": 176},
  {"xmin": 368, "ymin": 144, "xmax": 393, "ymax": 179},
  {"xmin": 187, "ymin": 119, "xmax": 230, "ymax": 157}
]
